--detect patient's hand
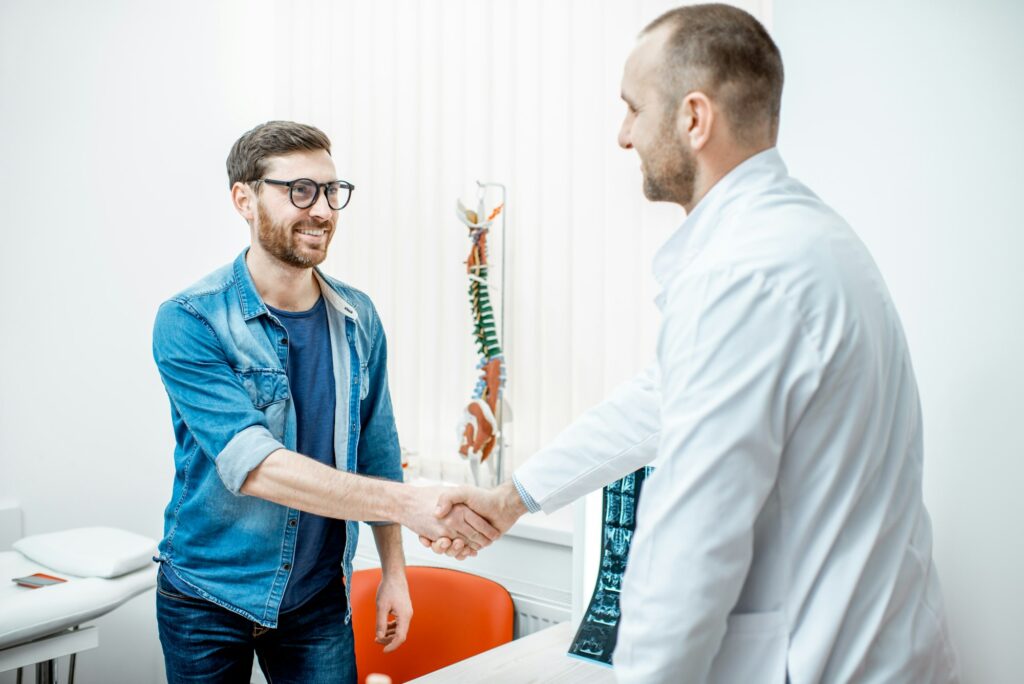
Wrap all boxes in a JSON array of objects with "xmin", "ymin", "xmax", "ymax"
[
  {"xmin": 419, "ymin": 481, "xmax": 528, "ymax": 560},
  {"xmin": 399, "ymin": 486, "xmax": 500, "ymax": 555}
]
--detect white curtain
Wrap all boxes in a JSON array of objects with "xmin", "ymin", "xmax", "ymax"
[{"xmin": 272, "ymin": 0, "xmax": 769, "ymax": 482}]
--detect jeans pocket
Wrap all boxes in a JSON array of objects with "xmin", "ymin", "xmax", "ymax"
[{"xmin": 156, "ymin": 571, "xmax": 211, "ymax": 607}]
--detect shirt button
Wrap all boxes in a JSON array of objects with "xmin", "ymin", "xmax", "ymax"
[
  {"xmin": 281, "ymin": 338, "xmax": 288, "ymax": 345},
  {"xmin": 288, "ymin": 519, "xmax": 297, "ymax": 527},
  {"xmin": 283, "ymin": 563, "xmax": 291, "ymax": 571}
]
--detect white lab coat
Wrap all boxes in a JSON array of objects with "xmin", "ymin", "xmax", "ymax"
[{"xmin": 515, "ymin": 149, "xmax": 958, "ymax": 683}]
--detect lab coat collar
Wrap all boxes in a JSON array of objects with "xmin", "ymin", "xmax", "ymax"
[{"xmin": 651, "ymin": 147, "xmax": 788, "ymax": 302}]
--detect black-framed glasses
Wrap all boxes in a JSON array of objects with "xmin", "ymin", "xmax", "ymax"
[{"xmin": 256, "ymin": 178, "xmax": 355, "ymax": 210}]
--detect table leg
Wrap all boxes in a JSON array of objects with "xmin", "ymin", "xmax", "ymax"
[{"xmin": 34, "ymin": 659, "xmax": 56, "ymax": 684}]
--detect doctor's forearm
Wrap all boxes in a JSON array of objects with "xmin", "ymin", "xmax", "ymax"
[{"xmin": 515, "ymin": 366, "xmax": 661, "ymax": 511}]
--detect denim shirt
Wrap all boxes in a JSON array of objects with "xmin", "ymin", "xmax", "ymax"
[{"xmin": 152, "ymin": 249, "xmax": 402, "ymax": 628}]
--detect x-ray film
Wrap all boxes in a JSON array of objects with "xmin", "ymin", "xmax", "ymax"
[{"xmin": 568, "ymin": 465, "xmax": 654, "ymax": 665}]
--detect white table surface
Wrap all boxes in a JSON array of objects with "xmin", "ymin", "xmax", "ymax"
[{"xmin": 408, "ymin": 621, "xmax": 617, "ymax": 683}]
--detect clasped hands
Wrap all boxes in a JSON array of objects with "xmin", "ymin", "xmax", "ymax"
[{"xmin": 401, "ymin": 480, "xmax": 527, "ymax": 561}]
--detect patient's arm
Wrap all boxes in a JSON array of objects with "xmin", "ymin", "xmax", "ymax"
[{"xmin": 241, "ymin": 449, "xmax": 499, "ymax": 550}]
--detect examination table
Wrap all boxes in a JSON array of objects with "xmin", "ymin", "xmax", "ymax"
[{"xmin": 0, "ymin": 527, "xmax": 157, "ymax": 683}]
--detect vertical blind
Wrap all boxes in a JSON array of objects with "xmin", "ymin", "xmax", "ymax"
[{"xmin": 272, "ymin": 0, "xmax": 768, "ymax": 482}]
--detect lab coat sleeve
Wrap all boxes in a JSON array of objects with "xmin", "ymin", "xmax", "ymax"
[
  {"xmin": 613, "ymin": 268, "xmax": 822, "ymax": 683},
  {"xmin": 513, "ymin": 364, "xmax": 661, "ymax": 513}
]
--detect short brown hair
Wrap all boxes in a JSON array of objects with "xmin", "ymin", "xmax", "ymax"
[
  {"xmin": 643, "ymin": 4, "xmax": 784, "ymax": 144},
  {"xmin": 226, "ymin": 121, "xmax": 332, "ymax": 187}
]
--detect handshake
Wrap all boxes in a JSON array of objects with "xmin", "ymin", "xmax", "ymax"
[{"xmin": 397, "ymin": 480, "xmax": 528, "ymax": 561}]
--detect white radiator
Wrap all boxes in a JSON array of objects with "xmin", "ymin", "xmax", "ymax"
[{"xmin": 512, "ymin": 595, "xmax": 572, "ymax": 639}]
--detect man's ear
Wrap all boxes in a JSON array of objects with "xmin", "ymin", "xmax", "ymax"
[
  {"xmin": 676, "ymin": 91, "xmax": 714, "ymax": 152},
  {"xmin": 231, "ymin": 181, "xmax": 257, "ymax": 222}
]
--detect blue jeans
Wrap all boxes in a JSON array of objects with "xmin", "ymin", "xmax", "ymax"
[{"xmin": 157, "ymin": 570, "xmax": 356, "ymax": 684}]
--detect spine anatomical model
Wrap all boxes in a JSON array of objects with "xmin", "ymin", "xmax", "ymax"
[{"xmin": 456, "ymin": 198, "xmax": 506, "ymax": 486}]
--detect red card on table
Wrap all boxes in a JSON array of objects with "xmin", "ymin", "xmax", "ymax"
[{"xmin": 12, "ymin": 572, "xmax": 67, "ymax": 589}]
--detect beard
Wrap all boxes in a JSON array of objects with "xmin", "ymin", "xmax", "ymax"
[
  {"xmin": 255, "ymin": 201, "xmax": 334, "ymax": 269},
  {"xmin": 641, "ymin": 118, "xmax": 697, "ymax": 206}
]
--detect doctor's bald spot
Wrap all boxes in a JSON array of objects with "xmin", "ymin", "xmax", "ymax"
[{"xmin": 642, "ymin": 4, "xmax": 784, "ymax": 146}]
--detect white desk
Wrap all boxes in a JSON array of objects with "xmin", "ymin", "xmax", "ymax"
[{"xmin": 409, "ymin": 622, "xmax": 617, "ymax": 683}]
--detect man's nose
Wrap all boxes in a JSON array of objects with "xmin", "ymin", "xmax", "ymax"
[
  {"xmin": 308, "ymin": 189, "xmax": 334, "ymax": 220},
  {"xmin": 618, "ymin": 122, "xmax": 633, "ymax": 150}
]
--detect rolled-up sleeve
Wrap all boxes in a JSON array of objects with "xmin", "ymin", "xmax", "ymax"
[{"xmin": 152, "ymin": 300, "xmax": 284, "ymax": 494}]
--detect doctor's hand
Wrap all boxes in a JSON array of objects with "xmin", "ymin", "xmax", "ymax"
[
  {"xmin": 375, "ymin": 570, "xmax": 412, "ymax": 653},
  {"xmin": 419, "ymin": 480, "xmax": 528, "ymax": 560},
  {"xmin": 398, "ymin": 485, "xmax": 500, "ymax": 556}
]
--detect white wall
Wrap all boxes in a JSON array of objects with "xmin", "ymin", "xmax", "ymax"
[
  {"xmin": 0, "ymin": 2, "xmax": 278, "ymax": 682},
  {"xmin": 773, "ymin": 1, "xmax": 1024, "ymax": 682}
]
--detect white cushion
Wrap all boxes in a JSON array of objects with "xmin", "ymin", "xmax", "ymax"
[{"xmin": 12, "ymin": 526, "xmax": 156, "ymax": 579}]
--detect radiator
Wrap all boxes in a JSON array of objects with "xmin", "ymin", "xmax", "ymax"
[{"xmin": 512, "ymin": 595, "xmax": 571, "ymax": 639}]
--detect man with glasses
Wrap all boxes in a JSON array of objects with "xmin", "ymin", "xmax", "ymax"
[{"xmin": 151, "ymin": 121, "xmax": 498, "ymax": 683}]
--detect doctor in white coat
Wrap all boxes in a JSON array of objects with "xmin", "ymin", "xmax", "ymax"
[{"xmin": 426, "ymin": 4, "xmax": 959, "ymax": 682}]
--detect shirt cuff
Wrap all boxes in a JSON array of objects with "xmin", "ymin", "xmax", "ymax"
[
  {"xmin": 216, "ymin": 425, "xmax": 286, "ymax": 495},
  {"xmin": 512, "ymin": 474, "xmax": 542, "ymax": 514}
]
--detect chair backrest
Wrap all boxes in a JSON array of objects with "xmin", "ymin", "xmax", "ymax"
[{"xmin": 350, "ymin": 565, "xmax": 515, "ymax": 683}]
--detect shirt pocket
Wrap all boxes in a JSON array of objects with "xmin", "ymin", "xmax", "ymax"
[{"xmin": 236, "ymin": 368, "xmax": 290, "ymax": 440}]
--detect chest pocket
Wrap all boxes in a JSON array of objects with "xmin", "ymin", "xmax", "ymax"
[{"xmin": 237, "ymin": 369, "xmax": 290, "ymax": 440}]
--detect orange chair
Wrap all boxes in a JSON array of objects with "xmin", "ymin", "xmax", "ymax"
[{"xmin": 350, "ymin": 565, "xmax": 515, "ymax": 683}]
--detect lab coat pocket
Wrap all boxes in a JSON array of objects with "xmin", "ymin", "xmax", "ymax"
[{"xmin": 707, "ymin": 610, "xmax": 788, "ymax": 684}]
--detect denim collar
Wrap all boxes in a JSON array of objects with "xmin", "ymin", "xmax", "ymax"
[{"xmin": 232, "ymin": 248, "xmax": 358, "ymax": 321}]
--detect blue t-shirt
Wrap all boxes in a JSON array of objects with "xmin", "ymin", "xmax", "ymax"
[
  {"xmin": 162, "ymin": 295, "xmax": 344, "ymax": 614},
  {"xmin": 267, "ymin": 295, "xmax": 343, "ymax": 612}
]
